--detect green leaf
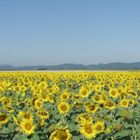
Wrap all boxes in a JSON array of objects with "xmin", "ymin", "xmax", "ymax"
[
  {"xmin": 69, "ymin": 123, "xmax": 78, "ymax": 131},
  {"xmin": 43, "ymin": 128, "xmax": 48, "ymax": 133},
  {"xmin": 73, "ymin": 136, "xmax": 84, "ymax": 140},
  {"xmin": 123, "ymin": 121, "xmax": 133, "ymax": 129},
  {"xmin": 12, "ymin": 134, "xmax": 29, "ymax": 140},
  {"xmin": 137, "ymin": 131, "xmax": 140, "ymax": 139},
  {"xmin": 114, "ymin": 130, "xmax": 132, "ymax": 139},
  {"xmin": 1, "ymin": 127, "xmax": 11, "ymax": 134},
  {"xmin": 8, "ymin": 123, "xmax": 15, "ymax": 132},
  {"xmin": 30, "ymin": 134, "xmax": 40, "ymax": 140}
]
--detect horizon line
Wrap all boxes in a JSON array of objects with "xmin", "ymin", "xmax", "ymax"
[{"xmin": 1, "ymin": 61, "xmax": 140, "ymax": 67}]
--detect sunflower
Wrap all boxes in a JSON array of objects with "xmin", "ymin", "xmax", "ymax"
[
  {"xmin": 72, "ymin": 94, "xmax": 81, "ymax": 100},
  {"xmin": 39, "ymin": 81, "xmax": 48, "ymax": 90},
  {"xmin": 114, "ymin": 123, "xmax": 123, "ymax": 131},
  {"xmin": 0, "ymin": 114, "xmax": 9, "ymax": 126},
  {"xmin": 92, "ymin": 94, "xmax": 102, "ymax": 103},
  {"xmin": 34, "ymin": 98, "xmax": 43, "ymax": 109},
  {"xmin": 95, "ymin": 84, "xmax": 102, "ymax": 92},
  {"xmin": 120, "ymin": 110, "xmax": 132, "ymax": 120},
  {"xmin": 79, "ymin": 122, "xmax": 97, "ymax": 139},
  {"xmin": 20, "ymin": 119, "xmax": 35, "ymax": 135},
  {"xmin": 105, "ymin": 100, "xmax": 115, "ymax": 110},
  {"xmin": 51, "ymin": 84, "xmax": 60, "ymax": 94},
  {"xmin": 39, "ymin": 119, "xmax": 45, "ymax": 127},
  {"xmin": 47, "ymin": 94, "xmax": 55, "ymax": 103},
  {"xmin": 72, "ymin": 100, "xmax": 82, "ymax": 109},
  {"xmin": 117, "ymin": 86, "xmax": 124, "ymax": 95},
  {"xmin": 109, "ymin": 88, "xmax": 118, "ymax": 98},
  {"xmin": 37, "ymin": 109, "xmax": 49, "ymax": 120},
  {"xmin": 120, "ymin": 99, "xmax": 129, "ymax": 108},
  {"xmin": 5, "ymin": 106, "xmax": 14, "ymax": 113},
  {"xmin": 49, "ymin": 128, "xmax": 72, "ymax": 140},
  {"xmin": 85, "ymin": 103, "xmax": 99, "ymax": 114},
  {"xmin": 129, "ymin": 99, "xmax": 136, "ymax": 106},
  {"xmin": 131, "ymin": 91, "xmax": 138, "ymax": 98},
  {"xmin": 57, "ymin": 102, "xmax": 70, "ymax": 114},
  {"xmin": 100, "ymin": 94, "xmax": 108, "ymax": 104},
  {"xmin": 40, "ymin": 93, "xmax": 48, "ymax": 102},
  {"xmin": 14, "ymin": 85, "xmax": 21, "ymax": 93},
  {"xmin": 0, "ymin": 84, "xmax": 4, "ymax": 92},
  {"xmin": 76, "ymin": 113, "xmax": 93, "ymax": 126},
  {"xmin": 2, "ymin": 97, "xmax": 12, "ymax": 106},
  {"xmin": 94, "ymin": 121, "xmax": 105, "ymax": 134},
  {"xmin": 20, "ymin": 85, "xmax": 27, "ymax": 92},
  {"xmin": 60, "ymin": 91, "xmax": 70, "ymax": 101},
  {"xmin": 124, "ymin": 86, "xmax": 131, "ymax": 94},
  {"xmin": 79, "ymin": 86, "xmax": 89, "ymax": 98},
  {"xmin": 18, "ymin": 111, "xmax": 33, "ymax": 121}
]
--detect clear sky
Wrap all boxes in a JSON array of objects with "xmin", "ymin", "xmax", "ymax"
[{"xmin": 0, "ymin": 0, "xmax": 140, "ymax": 66}]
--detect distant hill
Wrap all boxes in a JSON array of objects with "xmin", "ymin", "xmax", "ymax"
[
  {"xmin": 1, "ymin": 62, "xmax": 140, "ymax": 70},
  {"xmin": 0, "ymin": 65, "xmax": 15, "ymax": 70}
]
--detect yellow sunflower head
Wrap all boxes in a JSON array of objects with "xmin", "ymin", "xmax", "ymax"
[
  {"xmin": 95, "ymin": 84, "xmax": 102, "ymax": 92},
  {"xmin": 57, "ymin": 102, "xmax": 70, "ymax": 114},
  {"xmin": 109, "ymin": 88, "xmax": 118, "ymax": 98},
  {"xmin": 49, "ymin": 128, "xmax": 72, "ymax": 140},
  {"xmin": 39, "ymin": 119, "xmax": 45, "ymax": 127},
  {"xmin": 0, "ymin": 114, "xmax": 9, "ymax": 126},
  {"xmin": 129, "ymin": 99, "xmax": 136, "ymax": 106},
  {"xmin": 20, "ymin": 119, "xmax": 35, "ymax": 135},
  {"xmin": 92, "ymin": 94, "xmax": 102, "ymax": 103},
  {"xmin": 76, "ymin": 113, "xmax": 93, "ymax": 126},
  {"xmin": 2, "ymin": 97, "xmax": 12, "ymax": 106},
  {"xmin": 120, "ymin": 99, "xmax": 129, "ymax": 108},
  {"xmin": 105, "ymin": 100, "xmax": 116, "ymax": 110},
  {"xmin": 18, "ymin": 111, "xmax": 33, "ymax": 121},
  {"xmin": 117, "ymin": 86, "xmax": 124, "ymax": 94},
  {"xmin": 79, "ymin": 86, "xmax": 89, "ymax": 98},
  {"xmin": 79, "ymin": 122, "xmax": 97, "ymax": 139},
  {"xmin": 60, "ymin": 91, "xmax": 70, "ymax": 101},
  {"xmin": 37, "ymin": 109, "xmax": 49, "ymax": 120},
  {"xmin": 34, "ymin": 98, "xmax": 43, "ymax": 109},
  {"xmin": 72, "ymin": 101, "xmax": 82, "ymax": 109},
  {"xmin": 94, "ymin": 121, "xmax": 105, "ymax": 134},
  {"xmin": 47, "ymin": 94, "xmax": 55, "ymax": 103},
  {"xmin": 85, "ymin": 103, "xmax": 99, "ymax": 114}
]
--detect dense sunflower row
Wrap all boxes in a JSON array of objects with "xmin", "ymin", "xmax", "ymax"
[{"xmin": 0, "ymin": 71, "xmax": 140, "ymax": 140}]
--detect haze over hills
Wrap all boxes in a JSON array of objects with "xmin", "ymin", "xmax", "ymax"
[{"xmin": 1, "ymin": 62, "xmax": 140, "ymax": 70}]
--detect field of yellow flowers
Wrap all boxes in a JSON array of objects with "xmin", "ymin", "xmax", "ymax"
[{"xmin": 0, "ymin": 71, "xmax": 140, "ymax": 140}]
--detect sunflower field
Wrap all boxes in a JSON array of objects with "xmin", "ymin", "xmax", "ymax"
[{"xmin": 0, "ymin": 71, "xmax": 140, "ymax": 140}]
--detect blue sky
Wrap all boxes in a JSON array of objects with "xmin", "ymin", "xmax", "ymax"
[{"xmin": 0, "ymin": 0, "xmax": 140, "ymax": 66}]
